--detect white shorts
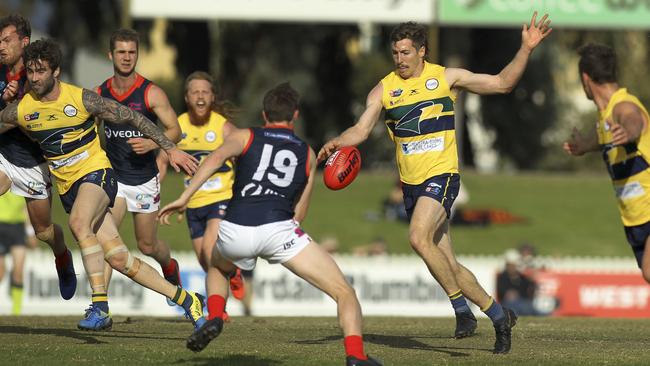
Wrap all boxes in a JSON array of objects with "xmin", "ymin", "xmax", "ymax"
[
  {"xmin": 0, "ymin": 153, "xmax": 50, "ymax": 200},
  {"xmin": 116, "ymin": 174, "xmax": 160, "ymax": 213},
  {"xmin": 217, "ymin": 219, "xmax": 312, "ymax": 271}
]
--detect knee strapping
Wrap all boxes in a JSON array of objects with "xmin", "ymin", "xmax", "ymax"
[
  {"xmin": 124, "ymin": 253, "xmax": 141, "ymax": 278},
  {"xmin": 35, "ymin": 224, "xmax": 55, "ymax": 243},
  {"xmin": 103, "ymin": 237, "xmax": 141, "ymax": 278},
  {"xmin": 79, "ymin": 235, "xmax": 103, "ymax": 256}
]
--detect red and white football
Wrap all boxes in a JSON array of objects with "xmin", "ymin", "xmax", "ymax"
[{"xmin": 323, "ymin": 146, "xmax": 361, "ymax": 190}]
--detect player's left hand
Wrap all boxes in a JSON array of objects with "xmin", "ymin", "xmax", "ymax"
[
  {"xmin": 127, "ymin": 137, "xmax": 158, "ymax": 154},
  {"xmin": 610, "ymin": 121, "xmax": 632, "ymax": 145},
  {"xmin": 158, "ymin": 197, "xmax": 189, "ymax": 225},
  {"xmin": 522, "ymin": 11, "xmax": 552, "ymax": 51},
  {"xmin": 1, "ymin": 80, "xmax": 19, "ymax": 102},
  {"xmin": 167, "ymin": 147, "xmax": 199, "ymax": 175}
]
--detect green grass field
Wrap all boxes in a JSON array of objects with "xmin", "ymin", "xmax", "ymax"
[
  {"xmin": 2, "ymin": 315, "xmax": 649, "ymax": 365},
  {"xmin": 49, "ymin": 170, "xmax": 626, "ymax": 257}
]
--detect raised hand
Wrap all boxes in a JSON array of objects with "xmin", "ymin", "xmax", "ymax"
[{"xmin": 522, "ymin": 11, "xmax": 552, "ymax": 52}]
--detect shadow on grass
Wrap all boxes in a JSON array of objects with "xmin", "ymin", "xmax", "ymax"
[
  {"xmin": 175, "ymin": 355, "xmax": 282, "ymax": 366},
  {"xmin": 0, "ymin": 325, "xmax": 185, "ymax": 343},
  {"xmin": 295, "ymin": 333, "xmax": 491, "ymax": 357}
]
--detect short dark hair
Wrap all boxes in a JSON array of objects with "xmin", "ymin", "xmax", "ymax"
[
  {"xmin": 24, "ymin": 38, "xmax": 62, "ymax": 72},
  {"xmin": 0, "ymin": 14, "xmax": 31, "ymax": 39},
  {"xmin": 390, "ymin": 21, "xmax": 427, "ymax": 55},
  {"xmin": 578, "ymin": 43, "xmax": 617, "ymax": 84},
  {"xmin": 263, "ymin": 82, "xmax": 300, "ymax": 123},
  {"xmin": 110, "ymin": 28, "xmax": 139, "ymax": 52}
]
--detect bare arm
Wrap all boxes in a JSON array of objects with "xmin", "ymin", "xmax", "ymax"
[
  {"xmin": 127, "ymin": 85, "xmax": 182, "ymax": 154},
  {"xmin": 158, "ymin": 128, "xmax": 251, "ymax": 224},
  {"xmin": 82, "ymin": 88, "xmax": 176, "ymax": 150},
  {"xmin": 609, "ymin": 102, "xmax": 646, "ymax": 145},
  {"xmin": 563, "ymin": 126, "xmax": 599, "ymax": 156},
  {"xmin": 0, "ymin": 102, "xmax": 19, "ymax": 132},
  {"xmin": 293, "ymin": 147, "xmax": 317, "ymax": 223},
  {"xmin": 317, "ymin": 82, "xmax": 383, "ymax": 162},
  {"xmin": 446, "ymin": 12, "xmax": 552, "ymax": 95}
]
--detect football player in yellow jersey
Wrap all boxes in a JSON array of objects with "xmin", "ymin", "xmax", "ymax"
[
  {"xmin": 159, "ymin": 71, "xmax": 247, "ymax": 312},
  {"xmin": 319, "ymin": 12, "xmax": 552, "ymax": 354},
  {"xmin": 0, "ymin": 38, "xmax": 206, "ymax": 331},
  {"xmin": 565, "ymin": 44, "xmax": 650, "ymax": 284},
  {"xmin": 0, "ymin": 192, "xmax": 31, "ymax": 314}
]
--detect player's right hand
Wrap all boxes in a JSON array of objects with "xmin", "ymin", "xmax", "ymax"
[
  {"xmin": 167, "ymin": 147, "xmax": 199, "ymax": 175},
  {"xmin": 563, "ymin": 127, "xmax": 584, "ymax": 156},
  {"xmin": 1, "ymin": 80, "xmax": 18, "ymax": 102},
  {"xmin": 158, "ymin": 197, "xmax": 189, "ymax": 225},
  {"xmin": 317, "ymin": 139, "xmax": 341, "ymax": 163}
]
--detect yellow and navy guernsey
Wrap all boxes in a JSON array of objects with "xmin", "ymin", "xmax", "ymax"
[
  {"xmin": 177, "ymin": 111, "xmax": 234, "ymax": 209},
  {"xmin": 598, "ymin": 88, "xmax": 650, "ymax": 227},
  {"xmin": 381, "ymin": 61, "xmax": 458, "ymax": 185},
  {"xmin": 16, "ymin": 82, "xmax": 111, "ymax": 194}
]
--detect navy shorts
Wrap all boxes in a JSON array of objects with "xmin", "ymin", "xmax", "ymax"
[
  {"xmin": 624, "ymin": 222, "xmax": 650, "ymax": 268},
  {"xmin": 0, "ymin": 223, "xmax": 25, "ymax": 255},
  {"xmin": 59, "ymin": 168, "xmax": 118, "ymax": 214},
  {"xmin": 401, "ymin": 173, "xmax": 460, "ymax": 221},
  {"xmin": 186, "ymin": 199, "xmax": 229, "ymax": 239}
]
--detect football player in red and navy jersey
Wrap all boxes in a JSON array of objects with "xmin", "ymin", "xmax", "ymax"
[
  {"xmin": 160, "ymin": 83, "xmax": 382, "ymax": 366},
  {"xmin": 97, "ymin": 29, "xmax": 183, "ymax": 300}
]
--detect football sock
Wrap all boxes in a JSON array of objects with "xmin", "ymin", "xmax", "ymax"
[
  {"xmin": 449, "ymin": 290, "xmax": 471, "ymax": 314},
  {"xmin": 482, "ymin": 297, "xmax": 506, "ymax": 324},
  {"xmin": 344, "ymin": 335, "xmax": 367, "ymax": 360},
  {"xmin": 172, "ymin": 287, "xmax": 195, "ymax": 310},
  {"xmin": 207, "ymin": 295, "xmax": 226, "ymax": 320},
  {"xmin": 54, "ymin": 249, "xmax": 71, "ymax": 270},
  {"xmin": 92, "ymin": 292, "xmax": 109, "ymax": 313},
  {"xmin": 162, "ymin": 258, "xmax": 177, "ymax": 277},
  {"xmin": 10, "ymin": 283, "xmax": 23, "ymax": 315}
]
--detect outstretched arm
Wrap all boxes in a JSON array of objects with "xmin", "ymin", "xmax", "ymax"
[
  {"xmin": 317, "ymin": 82, "xmax": 383, "ymax": 162},
  {"xmin": 446, "ymin": 11, "xmax": 552, "ymax": 95},
  {"xmin": 158, "ymin": 128, "xmax": 251, "ymax": 224},
  {"xmin": 82, "ymin": 88, "xmax": 198, "ymax": 174},
  {"xmin": 563, "ymin": 126, "xmax": 599, "ymax": 156}
]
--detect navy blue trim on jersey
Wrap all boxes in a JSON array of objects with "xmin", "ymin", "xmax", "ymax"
[
  {"xmin": 0, "ymin": 65, "xmax": 45, "ymax": 168},
  {"xmin": 59, "ymin": 168, "xmax": 117, "ymax": 213},
  {"xmin": 386, "ymin": 114, "xmax": 455, "ymax": 138},
  {"xmin": 99, "ymin": 75, "xmax": 158, "ymax": 185},
  {"xmin": 225, "ymin": 127, "xmax": 309, "ymax": 226},
  {"xmin": 608, "ymin": 155, "xmax": 650, "ymax": 181}
]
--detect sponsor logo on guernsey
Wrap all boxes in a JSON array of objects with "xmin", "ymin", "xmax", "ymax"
[
  {"xmin": 46, "ymin": 114, "xmax": 58, "ymax": 121},
  {"xmin": 49, "ymin": 150, "xmax": 89, "ymax": 170},
  {"xmin": 205, "ymin": 130, "xmax": 216, "ymax": 142},
  {"xmin": 104, "ymin": 127, "xmax": 144, "ymax": 139},
  {"xmin": 425, "ymin": 78, "xmax": 439, "ymax": 90},
  {"xmin": 389, "ymin": 88, "xmax": 403, "ymax": 97},
  {"xmin": 263, "ymin": 131, "xmax": 301, "ymax": 143},
  {"xmin": 24, "ymin": 112, "xmax": 40, "ymax": 121},
  {"xmin": 63, "ymin": 104, "xmax": 77, "ymax": 117},
  {"xmin": 409, "ymin": 89, "xmax": 419, "ymax": 96},
  {"xmin": 400, "ymin": 136, "xmax": 444, "ymax": 155},
  {"xmin": 127, "ymin": 102, "xmax": 143, "ymax": 111},
  {"xmin": 615, "ymin": 181, "xmax": 645, "ymax": 200}
]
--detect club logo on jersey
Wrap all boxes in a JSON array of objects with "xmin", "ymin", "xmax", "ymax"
[
  {"xmin": 425, "ymin": 78, "xmax": 439, "ymax": 90},
  {"xmin": 395, "ymin": 100, "xmax": 443, "ymax": 134},
  {"xmin": 63, "ymin": 104, "xmax": 77, "ymax": 117},
  {"xmin": 205, "ymin": 130, "xmax": 216, "ymax": 142},
  {"xmin": 24, "ymin": 112, "xmax": 40, "ymax": 121},
  {"xmin": 389, "ymin": 88, "xmax": 403, "ymax": 97}
]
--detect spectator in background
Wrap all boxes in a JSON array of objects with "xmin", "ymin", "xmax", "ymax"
[
  {"xmin": 353, "ymin": 237, "xmax": 388, "ymax": 256},
  {"xmin": 0, "ymin": 192, "xmax": 33, "ymax": 314},
  {"xmin": 496, "ymin": 249, "xmax": 539, "ymax": 316}
]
